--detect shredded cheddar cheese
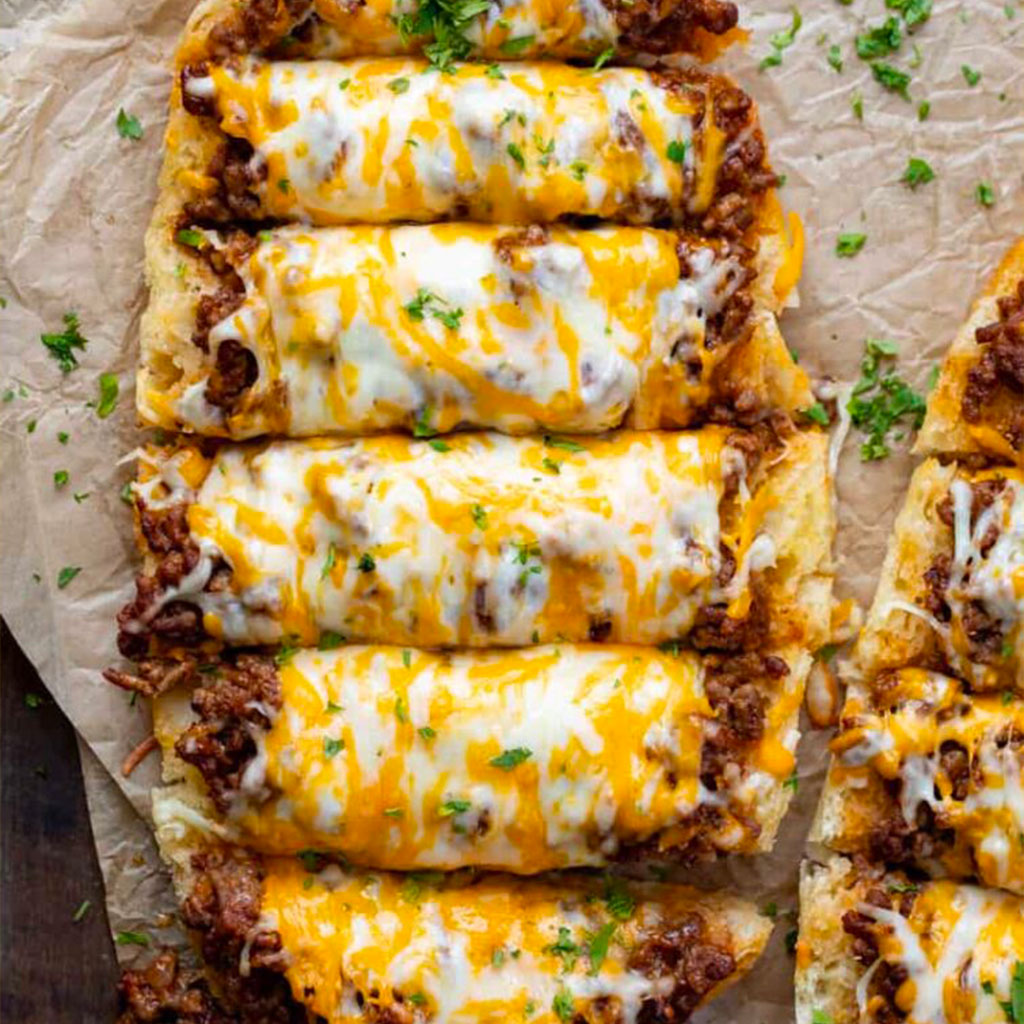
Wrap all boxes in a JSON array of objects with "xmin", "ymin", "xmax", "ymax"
[
  {"xmin": 131, "ymin": 430, "xmax": 779, "ymax": 648},
  {"xmin": 168, "ymin": 223, "xmax": 751, "ymax": 437},
  {"xmin": 185, "ymin": 57, "xmax": 723, "ymax": 225},
  {"xmin": 190, "ymin": 644, "xmax": 801, "ymax": 868}
]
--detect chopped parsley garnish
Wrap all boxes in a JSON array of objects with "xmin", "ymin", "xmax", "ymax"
[
  {"xmin": 918, "ymin": 100, "xmax": 931, "ymax": 120},
  {"xmin": 25, "ymin": 692, "xmax": 43, "ymax": 708},
  {"xmin": 544, "ymin": 927, "xmax": 580, "ymax": 971},
  {"xmin": 872, "ymin": 62, "xmax": 911, "ymax": 98},
  {"xmin": 489, "ymin": 746, "xmax": 532, "ymax": 770},
  {"xmin": 846, "ymin": 338, "xmax": 926, "ymax": 460},
  {"xmin": 116, "ymin": 108, "xmax": 143, "ymax": 141},
  {"xmin": 507, "ymin": 141, "xmax": 526, "ymax": 170},
  {"xmin": 428, "ymin": 438, "xmax": 450, "ymax": 452},
  {"xmin": 176, "ymin": 228, "xmax": 205, "ymax": 249},
  {"xmin": 383, "ymin": 806, "xmax": 404, "ymax": 817},
  {"xmin": 977, "ymin": 182, "xmax": 996, "ymax": 207},
  {"xmin": 72, "ymin": 900, "xmax": 92, "ymax": 922},
  {"xmin": 54, "ymin": 470, "xmax": 69, "ymax": 489},
  {"xmin": 296, "ymin": 849, "xmax": 326, "ymax": 872},
  {"xmin": 357, "ymin": 552, "xmax": 376, "ymax": 573},
  {"xmin": 902, "ymin": 157, "xmax": 935, "ymax": 188},
  {"xmin": 413, "ymin": 404, "xmax": 438, "ymax": 437},
  {"xmin": 274, "ymin": 640, "xmax": 299, "ymax": 666},
  {"xmin": 541, "ymin": 457, "xmax": 561, "ymax": 474},
  {"xmin": 318, "ymin": 630, "xmax": 345, "ymax": 650},
  {"xmin": 402, "ymin": 648, "xmax": 412, "ymax": 669},
  {"xmin": 57, "ymin": 566, "xmax": 81, "ymax": 589},
  {"xmin": 586, "ymin": 922, "xmax": 615, "ymax": 974},
  {"xmin": 326, "ymin": 700, "xmax": 343, "ymax": 714},
  {"xmin": 962, "ymin": 64, "xmax": 982, "ymax": 87},
  {"xmin": 856, "ymin": 17, "xmax": 902, "ymax": 59},
  {"xmin": 277, "ymin": 178, "xmax": 291, "ymax": 194},
  {"xmin": 1009, "ymin": 961, "xmax": 1024, "ymax": 1022},
  {"xmin": 471, "ymin": 503, "xmax": 489, "ymax": 530},
  {"xmin": 887, "ymin": 880, "xmax": 920, "ymax": 893},
  {"xmin": 604, "ymin": 878, "xmax": 635, "ymax": 920},
  {"xmin": 97, "ymin": 373, "xmax": 119, "ymax": 418},
  {"xmin": 666, "ymin": 139, "xmax": 688, "ymax": 164},
  {"xmin": 407, "ymin": 993, "xmax": 427, "ymax": 1006},
  {"xmin": 886, "ymin": 0, "xmax": 932, "ymax": 30},
  {"xmin": 395, "ymin": 696, "xmax": 409, "ymax": 723},
  {"xmin": 321, "ymin": 542, "xmax": 337, "ymax": 579},
  {"xmin": 801, "ymin": 403, "xmax": 830, "ymax": 426},
  {"xmin": 828, "ymin": 44, "xmax": 843, "ymax": 71},
  {"xmin": 811, "ymin": 1011, "xmax": 835, "ymax": 1024},
  {"xmin": 388, "ymin": 76, "xmax": 411, "ymax": 93},
  {"xmin": 761, "ymin": 901, "xmax": 779, "ymax": 919},
  {"xmin": 759, "ymin": 7, "xmax": 802, "ymax": 71},
  {"xmin": 404, "ymin": 288, "xmax": 463, "ymax": 329},
  {"xmin": 338, "ymin": 78, "xmax": 351, "ymax": 90},
  {"xmin": 785, "ymin": 927, "xmax": 798, "ymax": 954},
  {"xmin": 1004, "ymin": 690, "xmax": 1015, "ymax": 705},
  {"xmin": 485, "ymin": 63, "xmax": 505, "ymax": 79},
  {"xmin": 115, "ymin": 931, "xmax": 150, "ymax": 947},
  {"xmin": 418, "ymin": 725, "xmax": 437, "ymax": 740},
  {"xmin": 783, "ymin": 770, "xmax": 799, "ymax": 791},
  {"xmin": 438, "ymin": 797, "xmax": 471, "ymax": 816},
  {"xmin": 852, "ymin": 90, "xmax": 864, "ymax": 119},
  {"xmin": 552, "ymin": 988, "xmax": 575, "ymax": 1022},
  {"xmin": 41, "ymin": 312, "xmax": 88, "ymax": 373},
  {"xmin": 836, "ymin": 232, "xmax": 867, "ymax": 257},
  {"xmin": 500, "ymin": 34, "xmax": 535, "ymax": 55},
  {"xmin": 592, "ymin": 46, "xmax": 614, "ymax": 70},
  {"xmin": 323, "ymin": 736, "xmax": 344, "ymax": 758},
  {"xmin": 543, "ymin": 434, "xmax": 584, "ymax": 453},
  {"xmin": 396, "ymin": 0, "xmax": 493, "ymax": 71}
]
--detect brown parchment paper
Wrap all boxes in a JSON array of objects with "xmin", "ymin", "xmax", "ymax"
[{"xmin": 2, "ymin": 0, "xmax": 1023, "ymax": 1017}]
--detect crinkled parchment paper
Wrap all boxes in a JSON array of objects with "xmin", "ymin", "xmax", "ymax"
[{"xmin": 2, "ymin": 0, "xmax": 1023, "ymax": 1016}]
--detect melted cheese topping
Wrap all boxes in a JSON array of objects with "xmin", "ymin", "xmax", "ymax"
[
  {"xmin": 209, "ymin": 644, "xmax": 795, "ymax": 869},
  {"xmin": 134, "ymin": 430, "xmax": 773, "ymax": 648},
  {"xmin": 833, "ymin": 668, "xmax": 1024, "ymax": 893},
  {"xmin": 178, "ymin": 223, "xmax": 746, "ymax": 437},
  {"xmin": 305, "ymin": 0, "xmax": 620, "ymax": 59},
  {"xmin": 187, "ymin": 57, "xmax": 721, "ymax": 225},
  {"xmin": 260, "ymin": 862, "xmax": 736, "ymax": 1024},
  {"xmin": 942, "ymin": 472, "xmax": 1024, "ymax": 690},
  {"xmin": 858, "ymin": 880, "xmax": 1024, "ymax": 1024}
]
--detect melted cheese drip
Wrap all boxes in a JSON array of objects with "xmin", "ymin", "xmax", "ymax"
[
  {"xmin": 184, "ymin": 224, "xmax": 743, "ymax": 437},
  {"xmin": 216, "ymin": 644, "xmax": 791, "ymax": 869},
  {"xmin": 858, "ymin": 880, "xmax": 1024, "ymax": 1024},
  {"xmin": 306, "ymin": 0, "xmax": 620, "ymax": 59},
  {"xmin": 260, "ymin": 863, "xmax": 730, "ymax": 1024},
  {"xmin": 943, "ymin": 472, "xmax": 1024, "ymax": 690},
  {"xmin": 833, "ymin": 668, "xmax": 1024, "ymax": 892},
  {"xmin": 140, "ymin": 430, "xmax": 771, "ymax": 647},
  {"xmin": 188, "ymin": 58, "xmax": 717, "ymax": 225}
]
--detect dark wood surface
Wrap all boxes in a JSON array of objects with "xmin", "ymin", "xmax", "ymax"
[{"xmin": 2, "ymin": 619, "xmax": 120, "ymax": 1023}]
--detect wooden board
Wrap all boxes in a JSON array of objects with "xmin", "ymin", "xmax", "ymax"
[{"xmin": 1, "ymin": 619, "xmax": 119, "ymax": 1021}]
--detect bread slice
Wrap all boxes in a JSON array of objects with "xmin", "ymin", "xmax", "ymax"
[{"xmin": 916, "ymin": 237, "xmax": 1024, "ymax": 465}]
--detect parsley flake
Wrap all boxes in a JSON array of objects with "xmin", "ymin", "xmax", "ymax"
[
  {"xmin": 116, "ymin": 108, "xmax": 143, "ymax": 141},
  {"xmin": 41, "ymin": 313, "xmax": 88, "ymax": 373}
]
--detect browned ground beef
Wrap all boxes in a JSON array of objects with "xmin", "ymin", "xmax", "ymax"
[
  {"xmin": 923, "ymin": 477, "xmax": 1009, "ymax": 664},
  {"xmin": 840, "ymin": 885, "xmax": 921, "ymax": 1024},
  {"xmin": 116, "ymin": 498, "xmax": 219, "ymax": 658},
  {"xmin": 627, "ymin": 912, "xmax": 737, "ymax": 1022},
  {"xmin": 613, "ymin": 0, "xmax": 738, "ymax": 55},
  {"xmin": 117, "ymin": 950, "xmax": 238, "ymax": 1024},
  {"xmin": 180, "ymin": 850, "xmax": 302, "ymax": 1024},
  {"xmin": 961, "ymin": 279, "xmax": 1024, "ymax": 448},
  {"xmin": 175, "ymin": 656, "xmax": 282, "ymax": 812}
]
